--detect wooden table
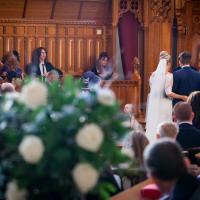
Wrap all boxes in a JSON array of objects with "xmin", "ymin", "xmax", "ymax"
[{"xmin": 111, "ymin": 178, "xmax": 156, "ymax": 200}]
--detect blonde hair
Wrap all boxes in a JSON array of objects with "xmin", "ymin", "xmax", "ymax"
[
  {"xmin": 157, "ymin": 122, "xmax": 178, "ymax": 139},
  {"xmin": 159, "ymin": 51, "xmax": 171, "ymax": 62},
  {"xmin": 131, "ymin": 132, "xmax": 149, "ymax": 166}
]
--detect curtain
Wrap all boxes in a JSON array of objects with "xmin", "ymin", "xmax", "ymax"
[{"xmin": 118, "ymin": 12, "xmax": 139, "ymax": 79}]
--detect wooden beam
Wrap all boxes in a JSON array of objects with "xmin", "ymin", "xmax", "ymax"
[
  {"xmin": 78, "ymin": 1, "xmax": 83, "ymax": 20},
  {"xmin": 22, "ymin": 0, "xmax": 28, "ymax": 18},
  {"xmin": 51, "ymin": 0, "xmax": 57, "ymax": 19}
]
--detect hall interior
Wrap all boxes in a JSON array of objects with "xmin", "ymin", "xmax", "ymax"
[{"xmin": 0, "ymin": 0, "xmax": 200, "ymax": 120}]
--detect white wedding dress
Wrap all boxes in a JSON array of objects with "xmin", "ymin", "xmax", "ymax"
[{"xmin": 145, "ymin": 59, "xmax": 173, "ymax": 143}]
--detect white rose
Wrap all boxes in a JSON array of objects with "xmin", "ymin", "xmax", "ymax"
[
  {"xmin": 19, "ymin": 135, "xmax": 44, "ymax": 164},
  {"xmin": 72, "ymin": 163, "xmax": 99, "ymax": 193},
  {"xmin": 76, "ymin": 124, "xmax": 104, "ymax": 152},
  {"xmin": 122, "ymin": 120, "xmax": 131, "ymax": 128},
  {"xmin": 20, "ymin": 80, "xmax": 48, "ymax": 109},
  {"xmin": 97, "ymin": 88, "xmax": 116, "ymax": 106},
  {"xmin": 121, "ymin": 147, "xmax": 134, "ymax": 158},
  {"xmin": 6, "ymin": 181, "xmax": 27, "ymax": 200}
]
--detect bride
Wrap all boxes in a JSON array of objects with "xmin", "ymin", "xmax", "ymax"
[{"xmin": 145, "ymin": 51, "xmax": 187, "ymax": 143}]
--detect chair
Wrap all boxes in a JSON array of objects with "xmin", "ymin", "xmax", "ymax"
[{"xmin": 185, "ymin": 147, "xmax": 200, "ymax": 166}]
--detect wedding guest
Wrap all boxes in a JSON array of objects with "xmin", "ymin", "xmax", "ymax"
[
  {"xmin": 172, "ymin": 51, "xmax": 200, "ymax": 106},
  {"xmin": 25, "ymin": 47, "xmax": 54, "ymax": 79},
  {"xmin": 0, "ymin": 82, "xmax": 15, "ymax": 94},
  {"xmin": 156, "ymin": 122, "xmax": 178, "ymax": 140},
  {"xmin": 46, "ymin": 69, "xmax": 60, "ymax": 84},
  {"xmin": 131, "ymin": 132, "xmax": 149, "ymax": 168},
  {"xmin": 12, "ymin": 50, "xmax": 20, "ymax": 62},
  {"xmin": 187, "ymin": 91, "xmax": 200, "ymax": 130},
  {"xmin": 144, "ymin": 139, "xmax": 200, "ymax": 200},
  {"xmin": 173, "ymin": 102, "xmax": 200, "ymax": 149},
  {"xmin": 81, "ymin": 71, "xmax": 101, "ymax": 89},
  {"xmin": 122, "ymin": 104, "xmax": 144, "ymax": 151},
  {"xmin": 0, "ymin": 53, "xmax": 23, "ymax": 82},
  {"xmin": 92, "ymin": 52, "xmax": 114, "ymax": 80},
  {"xmin": 123, "ymin": 104, "xmax": 143, "ymax": 131}
]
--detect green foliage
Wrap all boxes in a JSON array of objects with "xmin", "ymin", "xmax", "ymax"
[{"xmin": 0, "ymin": 76, "xmax": 130, "ymax": 200}]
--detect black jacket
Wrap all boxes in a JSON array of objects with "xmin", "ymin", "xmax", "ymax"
[{"xmin": 176, "ymin": 123, "xmax": 200, "ymax": 149}]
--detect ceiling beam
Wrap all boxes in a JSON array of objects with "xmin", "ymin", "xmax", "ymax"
[
  {"xmin": 22, "ymin": 0, "xmax": 28, "ymax": 18},
  {"xmin": 78, "ymin": 1, "xmax": 83, "ymax": 20},
  {"xmin": 51, "ymin": 0, "xmax": 57, "ymax": 19}
]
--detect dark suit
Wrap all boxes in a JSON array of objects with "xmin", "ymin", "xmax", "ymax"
[
  {"xmin": 173, "ymin": 66, "xmax": 198, "ymax": 72},
  {"xmin": 25, "ymin": 62, "xmax": 54, "ymax": 76},
  {"xmin": 176, "ymin": 123, "xmax": 200, "ymax": 149},
  {"xmin": 171, "ymin": 173, "xmax": 199, "ymax": 200},
  {"xmin": 172, "ymin": 66, "xmax": 200, "ymax": 105}
]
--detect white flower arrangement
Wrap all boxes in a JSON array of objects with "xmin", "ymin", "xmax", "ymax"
[
  {"xmin": 18, "ymin": 135, "xmax": 45, "ymax": 164},
  {"xmin": 72, "ymin": 163, "xmax": 99, "ymax": 193},
  {"xmin": 75, "ymin": 123, "xmax": 104, "ymax": 152},
  {"xmin": 5, "ymin": 181, "xmax": 27, "ymax": 200},
  {"xmin": 20, "ymin": 80, "xmax": 48, "ymax": 109},
  {"xmin": 97, "ymin": 88, "xmax": 116, "ymax": 106},
  {"xmin": 0, "ymin": 77, "xmax": 129, "ymax": 200}
]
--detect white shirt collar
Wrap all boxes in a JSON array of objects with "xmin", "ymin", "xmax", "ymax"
[
  {"xmin": 39, "ymin": 63, "xmax": 47, "ymax": 76},
  {"xmin": 181, "ymin": 65, "xmax": 190, "ymax": 68},
  {"xmin": 178, "ymin": 121, "xmax": 192, "ymax": 125}
]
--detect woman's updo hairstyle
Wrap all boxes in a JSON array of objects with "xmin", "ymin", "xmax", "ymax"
[{"xmin": 159, "ymin": 51, "xmax": 171, "ymax": 63}]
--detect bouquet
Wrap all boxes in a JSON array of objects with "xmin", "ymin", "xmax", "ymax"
[{"xmin": 0, "ymin": 76, "xmax": 129, "ymax": 200}]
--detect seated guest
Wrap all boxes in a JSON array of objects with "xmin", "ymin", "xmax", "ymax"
[
  {"xmin": 156, "ymin": 122, "xmax": 178, "ymax": 140},
  {"xmin": 81, "ymin": 71, "xmax": 101, "ymax": 89},
  {"xmin": 131, "ymin": 132, "xmax": 149, "ymax": 169},
  {"xmin": 46, "ymin": 69, "xmax": 60, "ymax": 84},
  {"xmin": 0, "ymin": 53, "xmax": 23, "ymax": 82},
  {"xmin": 173, "ymin": 102, "xmax": 200, "ymax": 149},
  {"xmin": 92, "ymin": 52, "xmax": 114, "ymax": 80},
  {"xmin": 0, "ymin": 82, "xmax": 15, "ymax": 94},
  {"xmin": 25, "ymin": 47, "xmax": 54, "ymax": 79},
  {"xmin": 144, "ymin": 139, "xmax": 200, "ymax": 200},
  {"xmin": 187, "ymin": 91, "xmax": 200, "ymax": 130},
  {"xmin": 123, "ymin": 104, "xmax": 144, "ymax": 131},
  {"xmin": 12, "ymin": 50, "xmax": 20, "ymax": 63}
]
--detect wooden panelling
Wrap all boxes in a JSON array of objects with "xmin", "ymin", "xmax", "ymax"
[
  {"xmin": 0, "ymin": 36, "xmax": 3, "ymax": 59},
  {"xmin": 0, "ymin": 20, "xmax": 107, "ymax": 75},
  {"xmin": 0, "ymin": 0, "xmax": 25, "ymax": 18},
  {"xmin": 0, "ymin": 0, "xmax": 112, "ymax": 25},
  {"xmin": 5, "ymin": 37, "xmax": 14, "ymax": 52},
  {"xmin": 54, "ymin": 0, "xmax": 80, "ymax": 20},
  {"xmin": 47, "ymin": 38, "xmax": 56, "ymax": 64},
  {"xmin": 110, "ymin": 80, "xmax": 141, "ymax": 116},
  {"xmin": 16, "ymin": 37, "xmax": 25, "ymax": 67},
  {"xmin": 26, "ymin": 0, "xmax": 52, "ymax": 19},
  {"xmin": 76, "ymin": 38, "xmax": 84, "ymax": 72},
  {"xmin": 26, "ymin": 37, "xmax": 36, "ymax": 63},
  {"xmin": 67, "ymin": 38, "xmax": 75, "ymax": 72}
]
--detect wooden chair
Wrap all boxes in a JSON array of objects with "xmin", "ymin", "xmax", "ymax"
[{"xmin": 185, "ymin": 147, "xmax": 200, "ymax": 166}]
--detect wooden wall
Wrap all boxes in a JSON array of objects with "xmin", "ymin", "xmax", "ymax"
[
  {"xmin": 0, "ymin": 19, "xmax": 108, "ymax": 75},
  {"xmin": 0, "ymin": 0, "xmax": 112, "ymax": 23},
  {"xmin": 176, "ymin": 0, "xmax": 200, "ymax": 69},
  {"xmin": 0, "ymin": 0, "xmax": 112, "ymax": 75},
  {"xmin": 1, "ymin": 0, "xmax": 200, "ymax": 113}
]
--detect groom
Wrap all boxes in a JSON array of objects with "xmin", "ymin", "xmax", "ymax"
[{"xmin": 172, "ymin": 51, "xmax": 200, "ymax": 106}]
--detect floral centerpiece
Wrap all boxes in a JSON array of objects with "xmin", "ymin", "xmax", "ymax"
[{"xmin": 0, "ymin": 77, "xmax": 129, "ymax": 200}]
